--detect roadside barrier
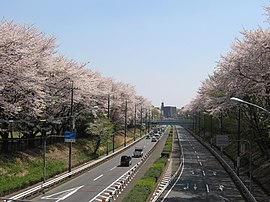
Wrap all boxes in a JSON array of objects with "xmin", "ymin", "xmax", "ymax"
[
  {"xmin": 2, "ymin": 128, "xmax": 169, "ymax": 202},
  {"xmin": 1, "ymin": 134, "xmax": 148, "ymax": 202}
]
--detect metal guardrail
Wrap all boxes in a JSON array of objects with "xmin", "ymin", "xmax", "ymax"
[{"xmin": 1, "ymin": 135, "xmax": 147, "ymax": 202}]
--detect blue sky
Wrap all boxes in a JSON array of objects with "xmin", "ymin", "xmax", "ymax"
[{"xmin": 1, "ymin": 0, "xmax": 269, "ymax": 108}]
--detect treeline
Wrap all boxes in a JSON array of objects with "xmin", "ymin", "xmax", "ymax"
[
  {"xmin": 0, "ymin": 20, "xmax": 152, "ymax": 153},
  {"xmin": 185, "ymin": 5, "xmax": 270, "ymax": 158}
]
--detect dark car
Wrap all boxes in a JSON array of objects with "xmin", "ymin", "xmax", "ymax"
[
  {"xmin": 151, "ymin": 137, "xmax": 157, "ymax": 142},
  {"xmin": 120, "ymin": 155, "xmax": 132, "ymax": 166}
]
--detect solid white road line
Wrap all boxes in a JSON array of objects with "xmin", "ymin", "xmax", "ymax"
[
  {"xmin": 93, "ymin": 174, "xmax": 104, "ymax": 181},
  {"xmin": 110, "ymin": 166, "xmax": 117, "ymax": 171}
]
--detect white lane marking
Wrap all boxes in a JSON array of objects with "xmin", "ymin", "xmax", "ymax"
[
  {"xmin": 110, "ymin": 166, "xmax": 117, "ymax": 171},
  {"xmin": 197, "ymin": 155, "xmax": 200, "ymax": 159},
  {"xmin": 41, "ymin": 185, "xmax": 84, "ymax": 201},
  {"xmin": 161, "ymin": 130, "xmax": 185, "ymax": 202},
  {"xmin": 93, "ymin": 174, "xmax": 103, "ymax": 181},
  {"xmin": 194, "ymin": 151, "xmax": 197, "ymax": 154},
  {"xmin": 199, "ymin": 161, "xmax": 202, "ymax": 166},
  {"xmin": 202, "ymin": 170, "xmax": 205, "ymax": 176},
  {"xmin": 206, "ymin": 184, "xmax": 210, "ymax": 193}
]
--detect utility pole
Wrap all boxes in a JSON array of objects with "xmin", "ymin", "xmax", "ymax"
[
  {"xmin": 124, "ymin": 100, "xmax": 127, "ymax": 147},
  {"xmin": 107, "ymin": 94, "xmax": 110, "ymax": 119},
  {"xmin": 140, "ymin": 106, "xmax": 143, "ymax": 137},
  {"xmin": 145, "ymin": 109, "xmax": 148, "ymax": 135},
  {"xmin": 69, "ymin": 81, "xmax": 74, "ymax": 173},
  {"xmin": 107, "ymin": 94, "xmax": 110, "ymax": 155},
  {"xmin": 134, "ymin": 104, "xmax": 136, "ymax": 141}
]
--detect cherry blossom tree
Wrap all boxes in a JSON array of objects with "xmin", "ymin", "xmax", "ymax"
[
  {"xmin": 0, "ymin": 20, "xmax": 152, "ymax": 152},
  {"xmin": 185, "ymin": 7, "xmax": 270, "ymax": 156}
]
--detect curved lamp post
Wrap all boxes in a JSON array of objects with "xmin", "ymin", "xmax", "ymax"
[
  {"xmin": 230, "ymin": 97, "xmax": 270, "ymax": 114},
  {"xmin": 230, "ymin": 97, "xmax": 269, "ymax": 188}
]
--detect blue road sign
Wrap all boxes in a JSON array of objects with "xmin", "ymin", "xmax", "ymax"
[{"xmin": 64, "ymin": 131, "xmax": 76, "ymax": 143}]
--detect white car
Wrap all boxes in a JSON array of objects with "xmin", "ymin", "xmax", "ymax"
[{"xmin": 133, "ymin": 147, "xmax": 144, "ymax": 157}]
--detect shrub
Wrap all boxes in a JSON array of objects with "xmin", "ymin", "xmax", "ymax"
[{"xmin": 122, "ymin": 178, "xmax": 155, "ymax": 202}]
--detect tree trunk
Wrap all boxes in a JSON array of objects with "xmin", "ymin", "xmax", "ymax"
[
  {"xmin": 1, "ymin": 131, "xmax": 9, "ymax": 153},
  {"xmin": 93, "ymin": 136, "xmax": 101, "ymax": 158}
]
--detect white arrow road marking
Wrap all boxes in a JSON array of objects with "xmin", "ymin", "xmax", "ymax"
[
  {"xmin": 183, "ymin": 183, "xmax": 189, "ymax": 190},
  {"xmin": 208, "ymin": 170, "xmax": 217, "ymax": 176},
  {"xmin": 193, "ymin": 184, "xmax": 197, "ymax": 190},
  {"xmin": 219, "ymin": 184, "xmax": 224, "ymax": 191},
  {"xmin": 41, "ymin": 185, "xmax": 84, "ymax": 201}
]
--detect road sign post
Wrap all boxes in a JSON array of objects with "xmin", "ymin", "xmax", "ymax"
[
  {"xmin": 64, "ymin": 131, "xmax": 76, "ymax": 143},
  {"xmin": 216, "ymin": 135, "xmax": 229, "ymax": 147}
]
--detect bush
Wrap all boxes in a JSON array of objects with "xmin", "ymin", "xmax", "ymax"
[{"xmin": 122, "ymin": 178, "xmax": 155, "ymax": 202}]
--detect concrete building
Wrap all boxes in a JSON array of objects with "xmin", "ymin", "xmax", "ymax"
[{"xmin": 160, "ymin": 102, "xmax": 177, "ymax": 119}]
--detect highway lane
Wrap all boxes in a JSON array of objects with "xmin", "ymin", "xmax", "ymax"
[
  {"xmin": 32, "ymin": 132, "xmax": 164, "ymax": 202},
  {"xmin": 160, "ymin": 126, "xmax": 245, "ymax": 202}
]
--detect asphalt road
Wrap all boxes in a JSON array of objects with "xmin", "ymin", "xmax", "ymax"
[
  {"xmin": 160, "ymin": 126, "xmax": 245, "ymax": 202},
  {"xmin": 32, "ymin": 134, "xmax": 160, "ymax": 202}
]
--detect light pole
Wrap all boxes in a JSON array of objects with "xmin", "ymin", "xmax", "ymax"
[
  {"xmin": 230, "ymin": 97, "xmax": 270, "ymax": 114},
  {"xmin": 230, "ymin": 97, "xmax": 270, "ymax": 177}
]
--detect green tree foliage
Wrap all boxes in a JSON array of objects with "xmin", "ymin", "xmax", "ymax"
[{"xmin": 86, "ymin": 117, "xmax": 113, "ymax": 156}]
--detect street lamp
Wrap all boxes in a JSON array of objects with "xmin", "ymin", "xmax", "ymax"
[
  {"xmin": 230, "ymin": 96, "xmax": 270, "ymax": 177},
  {"xmin": 230, "ymin": 97, "xmax": 270, "ymax": 114}
]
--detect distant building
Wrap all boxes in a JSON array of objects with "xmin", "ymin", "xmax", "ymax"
[{"xmin": 161, "ymin": 102, "xmax": 177, "ymax": 118}]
